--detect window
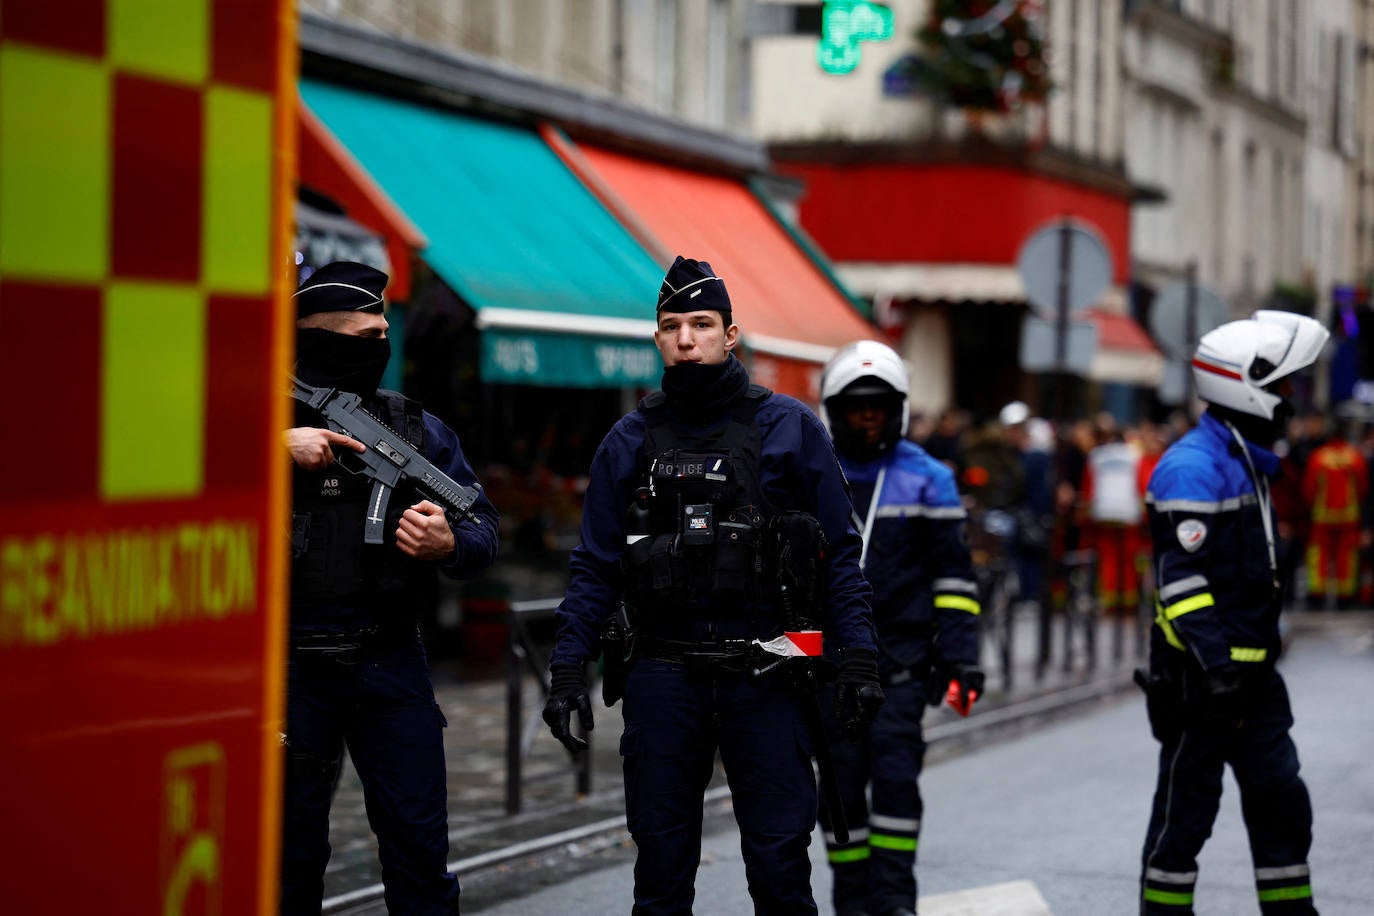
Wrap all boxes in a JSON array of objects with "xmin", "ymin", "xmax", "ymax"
[
  {"xmin": 705, "ymin": 0, "xmax": 729, "ymax": 126},
  {"xmin": 1335, "ymin": 32, "xmax": 1357, "ymax": 156},
  {"xmin": 654, "ymin": 0, "xmax": 678, "ymax": 112},
  {"xmin": 1268, "ymin": 0, "xmax": 1279, "ymax": 100},
  {"xmin": 1285, "ymin": 0, "xmax": 1298, "ymax": 105}
]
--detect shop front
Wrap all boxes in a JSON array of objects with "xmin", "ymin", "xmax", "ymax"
[{"xmin": 776, "ymin": 151, "xmax": 1161, "ymax": 420}]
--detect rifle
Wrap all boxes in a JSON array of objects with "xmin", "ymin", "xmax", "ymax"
[
  {"xmin": 291, "ymin": 377, "xmax": 484, "ymax": 544},
  {"xmin": 755, "ymin": 511, "xmax": 850, "ymax": 845}
]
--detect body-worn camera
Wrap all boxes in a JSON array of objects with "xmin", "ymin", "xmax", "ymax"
[{"xmin": 682, "ymin": 504, "xmax": 715, "ymax": 545}]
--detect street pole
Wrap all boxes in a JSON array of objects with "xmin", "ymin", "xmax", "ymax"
[
  {"xmin": 1054, "ymin": 219, "xmax": 1073, "ymax": 422},
  {"xmin": 1038, "ymin": 219, "xmax": 1075, "ymax": 679},
  {"xmin": 1184, "ymin": 260, "xmax": 1197, "ymax": 410}
]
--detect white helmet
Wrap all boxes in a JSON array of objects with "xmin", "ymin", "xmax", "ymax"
[
  {"xmin": 820, "ymin": 340, "xmax": 910, "ymax": 457},
  {"xmin": 1192, "ymin": 311, "xmax": 1328, "ymax": 420},
  {"xmin": 999, "ymin": 400, "xmax": 1031, "ymax": 427}
]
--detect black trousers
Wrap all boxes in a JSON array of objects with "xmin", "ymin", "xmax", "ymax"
[
  {"xmin": 819, "ymin": 678, "xmax": 927, "ymax": 916},
  {"xmin": 620, "ymin": 659, "xmax": 818, "ymax": 916},
  {"xmin": 280, "ymin": 632, "xmax": 459, "ymax": 915},
  {"xmin": 1140, "ymin": 667, "xmax": 1316, "ymax": 915}
]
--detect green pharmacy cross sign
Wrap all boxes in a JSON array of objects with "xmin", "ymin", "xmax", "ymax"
[{"xmin": 818, "ymin": 1, "xmax": 895, "ymax": 74}]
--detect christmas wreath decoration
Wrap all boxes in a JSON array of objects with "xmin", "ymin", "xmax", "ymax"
[{"xmin": 909, "ymin": 0, "xmax": 1051, "ymax": 111}]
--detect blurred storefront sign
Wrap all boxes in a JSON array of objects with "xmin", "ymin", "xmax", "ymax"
[{"xmin": 817, "ymin": 1, "xmax": 895, "ymax": 74}]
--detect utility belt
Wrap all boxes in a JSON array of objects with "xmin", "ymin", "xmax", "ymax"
[
  {"xmin": 289, "ymin": 622, "xmax": 417, "ymax": 666},
  {"xmin": 636, "ymin": 634, "xmax": 760, "ymax": 673}
]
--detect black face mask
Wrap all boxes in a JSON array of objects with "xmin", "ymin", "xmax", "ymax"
[
  {"xmin": 295, "ymin": 328, "xmax": 392, "ymax": 395},
  {"xmin": 661, "ymin": 355, "xmax": 750, "ymax": 424}
]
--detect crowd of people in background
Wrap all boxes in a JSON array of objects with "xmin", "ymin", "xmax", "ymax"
[{"xmin": 909, "ymin": 402, "xmax": 1374, "ymax": 616}]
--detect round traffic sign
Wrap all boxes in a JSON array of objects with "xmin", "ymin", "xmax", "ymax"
[
  {"xmin": 1149, "ymin": 281, "xmax": 1229, "ymax": 358},
  {"xmin": 1016, "ymin": 219, "xmax": 1113, "ymax": 316}
]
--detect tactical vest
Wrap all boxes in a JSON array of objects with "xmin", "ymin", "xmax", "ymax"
[
  {"xmin": 622, "ymin": 385, "xmax": 775, "ymax": 613},
  {"xmin": 290, "ymin": 390, "xmax": 429, "ymax": 611}
]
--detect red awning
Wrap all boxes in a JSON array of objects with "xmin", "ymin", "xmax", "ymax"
[
  {"xmin": 1082, "ymin": 308, "xmax": 1164, "ymax": 386},
  {"xmin": 297, "ymin": 102, "xmax": 427, "ymax": 300},
  {"xmin": 546, "ymin": 132, "xmax": 878, "ymax": 403},
  {"xmin": 1085, "ymin": 308, "xmax": 1156, "ymax": 351}
]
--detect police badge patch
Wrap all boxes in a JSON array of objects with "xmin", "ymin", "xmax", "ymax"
[{"xmin": 1176, "ymin": 519, "xmax": 1207, "ymax": 552}]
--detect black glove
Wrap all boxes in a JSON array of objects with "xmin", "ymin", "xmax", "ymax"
[
  {"xmin": 834, "ymin": 647, "xmax": 884, "ymax": 733},
  {"xmin": 945, "ymin": 662, "xmax": 985, "ymax": 716},
  {"xmin": 1135, "ymin": 667, "xmax": 1184, "ymax": 742},
  {"xmin": 1199, "ymin": 663, "xmax": 1246, "ymax": 725},
  {"xmin": 542, "ymin": 663, "xmax": 594, "ymax": 753}
]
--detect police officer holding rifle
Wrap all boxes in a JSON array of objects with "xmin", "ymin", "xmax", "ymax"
[{"xmin": 282, "ymin": 261, "xmax": 499, "ymax": 915}]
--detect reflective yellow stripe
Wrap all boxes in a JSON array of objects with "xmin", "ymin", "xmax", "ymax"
[
  {"xmin": 1162, "ymin": 592, "xmax": 1214, "ymax": 620},
  {"xmin": 1154, "ymin": 601, "xmax": 1186, "ymax": 651},
  {"xmin": 827, "ymin": 847, "xmax": 869, "ymax": 863},
  {"xmin": 1144, "ymin": 888, "xmax": 1194, "ymax": 906},
  {"xmin": 934, "ymin": 595, "xmax": 981, "ymax": 616},
  {"xmin": 1230, "ymin": 647, "xmax": 1267, "ymax": 663},
  {"xmin": 870, "ymin": 833, "xmax": 918, "ymax": 852},
  {"xmin": 1258, "ymin": 885, "xmax": 1311, "ymax": 902}
]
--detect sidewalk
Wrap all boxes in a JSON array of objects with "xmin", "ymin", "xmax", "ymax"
[{"xmin": 320, "ymin": 603, "xmax": 1150, "ymax": 913}]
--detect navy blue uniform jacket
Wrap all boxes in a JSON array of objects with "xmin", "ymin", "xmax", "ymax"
[{"xmin": 551, "ymin": 390, "xmax": 876, "ymax": 667}]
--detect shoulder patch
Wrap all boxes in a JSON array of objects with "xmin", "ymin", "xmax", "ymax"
[{"xmin": 1176, "ymin": 519, "xmax": 1208, "ymax": 553}]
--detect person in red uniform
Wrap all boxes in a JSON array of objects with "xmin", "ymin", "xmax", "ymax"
[
  {"xmin": 1079, "ymin": 429, "xmax": 1144, "ymax": 624},
  {"xmin": 1302, "ymin": 418, "xmax": 1368, "ymax": 609}
]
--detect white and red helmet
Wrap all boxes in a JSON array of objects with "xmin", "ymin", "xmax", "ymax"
[
  {"xmin": 1191, "ymin": 311, "xmax": 1328, "ymax": 419},
  {"xmin": 819, "ymin": 340, "xmax": 911, "ymax": 438}
]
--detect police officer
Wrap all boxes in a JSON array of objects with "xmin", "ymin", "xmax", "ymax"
[
  {"xmin": 283, "ymin": 261, "xmax": 500, "ymax": 915},
  {"xmin": 1138, "ymin": 310, "xmax": 1326, "ymax": 915},
  {"xmin": 817, "ymin": 341, "xmax": 983, "ymax": 916},
  {"xmin": 542, "ymin": 256, "xmax": 881, "ymax": 914}
]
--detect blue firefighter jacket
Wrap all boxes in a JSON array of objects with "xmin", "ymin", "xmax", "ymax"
[
  {"xmin": 550, "ymin": 390, "xmax": 876, "ymax": 668},
  {"xmin": 841, "ymin": 439, "xmax": 980, "ymax": 673},
  {"xmin": 1145, "ymin": 410, "xmax": 1284, "ymax": 672}
]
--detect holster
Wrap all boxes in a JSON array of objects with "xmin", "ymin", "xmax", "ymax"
[{"xmin": 601, "ymin": 604, "xmax": 636, "ymax": 707}]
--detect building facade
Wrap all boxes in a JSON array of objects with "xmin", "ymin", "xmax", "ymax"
[
  {"xmin": 300, "ymin": 0, "xmax": 1374, "ymax": 418},
  {"xmin": 1123, "ymin": 0, "xmax": 1374, "ymax": 407},
  {"xmin": 300, "ymin": 0, "xmax": 757, "ymax": 135},
  {"xmin": 749, "ymin": 0, "xmax": 1157, "ymax": 422}
]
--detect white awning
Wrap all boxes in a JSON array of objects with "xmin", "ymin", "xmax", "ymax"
[{"xmin": 838, "ymin": 261, "xmax": 1129, "ymax": 312}]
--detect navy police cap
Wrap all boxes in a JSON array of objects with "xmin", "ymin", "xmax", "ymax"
[
  {"xmin": 295, "ymin": 261, "xmax": 388, "ymax": 317},
  {"xmin": 656, "ymin": 256, "xmax": 732, "ymax": 315}
]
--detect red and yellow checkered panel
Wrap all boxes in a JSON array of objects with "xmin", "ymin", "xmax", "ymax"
[{"xmin": 0, "ymin": 0, "xmax": 282, "ymax": 506}]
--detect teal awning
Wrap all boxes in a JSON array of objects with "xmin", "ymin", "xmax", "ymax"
[{"xmin": 300, "ymin": 79, "xmax": 663, "ymax": 388}]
